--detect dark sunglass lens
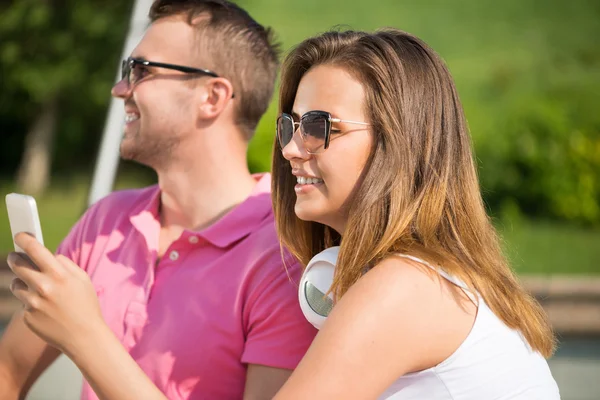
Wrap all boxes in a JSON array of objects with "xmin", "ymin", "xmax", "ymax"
[
  {"xmin": 301, "ymin": 114, "xmax": 327, "ymax": 152},
  {"xmin": 277, "ymin": 116, "xmax": 294, "ymax": 148},
  {"xmin": 121, "ymin": 60, "xmax": 129, "ymax": 82},
  {"xmin": 130, "ymin": 63, "xmax": 143, "ymax": 85}
]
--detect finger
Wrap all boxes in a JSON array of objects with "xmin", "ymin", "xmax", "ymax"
[
  {"xmin": 7, "ymin": 252, "xmax": 45, "ymax": 293},
  {"xmin": 14, "ymin": 232, "xmax": 62, "ymax": 275},
  {"xmin": 55, "ymin": 254, "xmax": 82, "ymax": 275},
  {"xmin": 8, "ymin": 249, "xmax": 36, "ymax": 269},
  {"xmin": 10, "ymin": 278, "xmax": 39, "ymax": 310}
]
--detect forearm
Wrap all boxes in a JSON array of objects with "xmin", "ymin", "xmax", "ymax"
[
  {"xmin": 65, "ymin": 323, "xmax": 166, "ymax": 400},
  {"xmin": 0, "ymin": 364, "xmax": 20, "ymax": 400},
  {"xmin": 0, "ymin": 310, "xmax": 61, "ymax": 400}
]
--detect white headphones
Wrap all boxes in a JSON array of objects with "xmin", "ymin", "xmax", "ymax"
[{"xmin": 298, "ymin": 246, "xmax": 339, "ymax": 330}]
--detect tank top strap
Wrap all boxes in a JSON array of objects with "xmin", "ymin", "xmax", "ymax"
[{"xmin": 395, "ymin": 254, "xmax": 478, "ymax": 303}]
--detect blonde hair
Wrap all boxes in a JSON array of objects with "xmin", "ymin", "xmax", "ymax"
[{"xmin": 272, "ymin": 28, "xmax": 555, "ymax": 357}]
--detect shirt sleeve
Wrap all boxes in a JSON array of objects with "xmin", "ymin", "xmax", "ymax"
[{"xmin": 241, "ymin": 251, "xmax": 318, "ymax": 370}]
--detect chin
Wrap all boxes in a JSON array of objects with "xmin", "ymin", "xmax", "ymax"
[
  {"xmin": 119, "ymin": 141, "xmax": 136, "ymax": 161},
  {"xmin": 294, "ymin": 202, "xmax": 318, "ymax": 222},
  {"xmin": 120, "ymin": 133, "xmax": 146, "ymax": 159},
  {"xmin": 294, "ymin": 202, "xmax": 334, "ymax": 227}
]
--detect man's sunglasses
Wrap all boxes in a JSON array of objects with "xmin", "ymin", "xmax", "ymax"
[
  {"xmin": 277, "ymin": 110, "xmax": 369, "ymax": 154},
  {"xmin": 121, "ymin": 57, "xmax": 222, "ymax": 88}
]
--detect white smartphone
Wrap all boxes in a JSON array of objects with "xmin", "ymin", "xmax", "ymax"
[{"xmin": 5, "ymin": 193, "xmax": 44, "ymax": 252}]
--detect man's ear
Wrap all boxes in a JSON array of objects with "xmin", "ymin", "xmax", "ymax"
[{"xmin": 198, "ymin": 78, "xmax": 235, "ymax": 119}]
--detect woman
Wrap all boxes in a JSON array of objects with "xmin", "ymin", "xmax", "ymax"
[
  {"xmin": 7, "ymin": 28, "xmax": 560, "ymax": 399},
  {"xmin": 269, "ymin": 28, "xmax": 559, "ymax": 399}
]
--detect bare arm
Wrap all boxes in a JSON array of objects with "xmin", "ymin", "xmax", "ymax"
[
  {"xmin": 0, "ymin": 309, "xmax": 61, "ymax": 399},
  {"xmin": 243, "ymin": 364, "xmax": 293, "ymax": 400},
  {"xmin": 273, "ymin": 256, "xmax": 476, "ymax": 399}
]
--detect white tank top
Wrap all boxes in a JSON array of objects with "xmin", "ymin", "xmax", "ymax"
[
  {"xmin": 298, "ymin": 250, "xmax": 561, "ymax": 400},
  {"xmin": 379, "ymin": 255, "xmax": 561, "ymax": 400}
]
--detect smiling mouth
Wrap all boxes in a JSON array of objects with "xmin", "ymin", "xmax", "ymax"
[{"xmin": 296, "ymin": 176, "xmax": 324, "ymax": 185}]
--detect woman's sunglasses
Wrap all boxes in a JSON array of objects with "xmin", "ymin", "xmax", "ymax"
[{"xmin": 276, "ymin": 110, "xmax": 369, "ymax": 154}]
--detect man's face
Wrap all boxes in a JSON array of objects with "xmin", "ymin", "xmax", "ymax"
[{"xmin": 111, "ymin": 16, "xmax": 207, "ymax": 169}]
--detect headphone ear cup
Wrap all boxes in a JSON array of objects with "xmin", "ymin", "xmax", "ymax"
[
  {"xmin": 304, "ymin": 280, "xmax": 333, "ymax": 317},
  {"xmin": 298, "ymin": 246, "xmax": 340, "ymax": 329}
]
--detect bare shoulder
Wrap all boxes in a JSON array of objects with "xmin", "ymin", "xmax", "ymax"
[
  {"xmin": 329, "ymin": 254, "xmax": 476, "ymax": 371},
  {"xmin": 350, "ymin": 254, "xmax": 477, "ymax": 321},
  {"xmin": 329, "ymin": 254, "xmax": 459, "ymax": 338},
  {"xmin": 275, "ymin": 254, "xmax": 477, "ymax": 397},
  {"xmin": 347, "ymin": 254, "xmax": 448, "ymax": 305}
]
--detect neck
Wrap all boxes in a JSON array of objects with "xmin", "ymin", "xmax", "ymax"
[{"xmin": 154, "ymin": 127, "xmax": 256, "ymax": 231}]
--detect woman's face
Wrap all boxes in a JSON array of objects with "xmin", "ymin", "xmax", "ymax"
[{"xmin": 281, "ymin": 64, "xmax": 373, "ymax": 234}]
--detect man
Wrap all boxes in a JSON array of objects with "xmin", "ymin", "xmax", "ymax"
[{"xmin": 0, "ymin": 1, "xmax": 317, "ymax": 399}]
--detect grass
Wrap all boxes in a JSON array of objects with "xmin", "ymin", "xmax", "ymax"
[
  {"xmin": 0, "ymin": 175, "xmax": 598, "ymax": 275},
  {"xmin": 498, "ymin": 219, "xmax": 600, "ymax": 275}
]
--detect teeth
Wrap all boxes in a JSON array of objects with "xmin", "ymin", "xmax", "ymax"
[
  {"xmin": 296, "ymin": 176, "xmax": 323, "ymax": 185},
  {"xmin": 125, "ymin": 113, "xmax": 139, "ymax": 123}
]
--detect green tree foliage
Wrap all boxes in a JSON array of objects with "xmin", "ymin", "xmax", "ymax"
[{"xmin": 0, "ymin": 0, "xmax": 132, "ymax": 174}]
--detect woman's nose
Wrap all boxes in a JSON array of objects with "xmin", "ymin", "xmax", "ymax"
[{"xmin": 281, "ymin": 127, "xmax": 311, "ymax": 161}]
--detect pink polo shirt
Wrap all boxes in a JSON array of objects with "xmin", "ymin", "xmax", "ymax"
[{"xmin": 56, "ymin": 173, "xmax": 317, "ymax": 400}]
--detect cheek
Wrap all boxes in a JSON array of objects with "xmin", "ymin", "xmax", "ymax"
[
  {"xmin": 321, "ymin": 154, "xmax": 365, "ymax": 205},
  {"xmin": 137, "ymin": 84, "xmax": 193, "ymax": 120}
]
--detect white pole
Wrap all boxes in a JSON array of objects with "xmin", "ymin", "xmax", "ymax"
[{"xmin": 87, "ymin": 0, "xmax": 155, "ymax": 206}]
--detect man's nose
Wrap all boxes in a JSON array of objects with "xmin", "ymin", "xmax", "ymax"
[{"xmin": 111, "ymin": 78, "xmax": 130, "ymax": 99}]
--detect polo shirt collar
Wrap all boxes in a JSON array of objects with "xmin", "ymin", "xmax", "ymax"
[
  {"xmin": 198, "ymin": 173, "xmax": 273, "ymax": 248},
  {"xmin": 129, "ymin": 174, "xmax": 274, "ymax": 250}
]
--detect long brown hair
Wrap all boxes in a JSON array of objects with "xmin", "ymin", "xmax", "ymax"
[{"xmin": 272, "ymin": 29, "xmax": 555, "ymax": 357}]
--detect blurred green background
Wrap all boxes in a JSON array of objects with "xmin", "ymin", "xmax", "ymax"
[{"xmin": 0, "ymin": 0, "xmax": 598, "ymax": 274}]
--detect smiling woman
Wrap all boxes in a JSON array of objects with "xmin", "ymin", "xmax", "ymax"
[
  {"xmin": 277, "ymin": 65, "xmax": 373, "ymax": 232},
  {"xmin": 270, "ymin": 28, "xmax": 560, "ymax": 399}
]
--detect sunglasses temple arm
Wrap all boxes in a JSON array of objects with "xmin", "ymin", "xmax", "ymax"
[{"xmin": 330, "ymin": 118, "xmax": 369, "ymax": 126}]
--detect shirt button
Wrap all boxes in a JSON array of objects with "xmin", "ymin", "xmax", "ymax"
[
  {"xmin": 169, "ymin": 250, "xmax": 179, "ymax": 261},
  {"xmin": 188, "ymin": 236, "xmax": 199, "ymax": 244}
]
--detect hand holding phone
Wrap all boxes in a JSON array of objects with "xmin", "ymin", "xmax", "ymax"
[{"xmin": 5, "ymin": 193, "xmax": 44, "ymax": 252}]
